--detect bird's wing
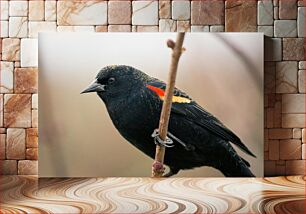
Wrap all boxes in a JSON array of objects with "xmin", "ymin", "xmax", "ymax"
[
  {"xmin": 146, "ymin": 80, "xmax": 256, "ymax": 158},
  {"xmin": 173, "ymin": 102, "xmax": 256, "ymax": 157}
]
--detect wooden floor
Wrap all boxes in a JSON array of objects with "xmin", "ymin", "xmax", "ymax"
[{"xmin": 0, "ymin": 176, "xmax": 305, "ymax": 213}]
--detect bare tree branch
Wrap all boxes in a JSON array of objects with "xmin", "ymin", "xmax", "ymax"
[{"xmin": 152, "ymin": 33, "xmax": 186, "ymax": 177}]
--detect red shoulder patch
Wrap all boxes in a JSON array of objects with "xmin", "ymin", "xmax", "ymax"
[
  {"xmin": 146, "ymin": 85, "xmax": 165, "ymax": 97},
  {"xmin": 146, "ymin": 84, "xmax": 191, "ymax": 103}
]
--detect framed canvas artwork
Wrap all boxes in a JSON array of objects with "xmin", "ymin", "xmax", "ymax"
[{"xmin": 38, "ymin": 33, "xmax": 263, "ymax": 177}]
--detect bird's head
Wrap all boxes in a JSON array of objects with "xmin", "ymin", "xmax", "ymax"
[{"xmin": 81, "ymin": 65, "xmax": 148, "ymax": 102}]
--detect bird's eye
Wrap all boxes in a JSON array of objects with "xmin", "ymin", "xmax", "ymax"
[{"xmin": 108, "ymin": 77, "xmax": 115, "ymax": 84}]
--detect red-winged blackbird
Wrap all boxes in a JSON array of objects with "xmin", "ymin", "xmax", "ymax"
[{"xmin": 81, "ymin": 65, "xmax": 256, "ymax": 177}]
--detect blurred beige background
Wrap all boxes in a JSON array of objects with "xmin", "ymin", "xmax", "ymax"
[{"xmin": 38, "ymin": 33, "xmax": 263, "ymax": 177}]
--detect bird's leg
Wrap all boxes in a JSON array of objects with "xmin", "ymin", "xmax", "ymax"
[
  {"xmin": 163, "ymin": 167, "xmax": 180, "ymax": 177},
  {"xmin": 151, "ymin": 129, "xmax": 174, "ymax": 148},
  {"xmin": 151, "ymin": 129, "xmax": 173, "ymax": 177}
]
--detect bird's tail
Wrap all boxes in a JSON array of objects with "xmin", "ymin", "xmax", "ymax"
[{"xmin": 215, "ymin": 140, "xmax": 255, "ymax": 177}]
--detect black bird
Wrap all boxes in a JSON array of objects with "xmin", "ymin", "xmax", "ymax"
[{"xmin": 81, "ymin": 65, "xmax": 256, "ymax": 177}]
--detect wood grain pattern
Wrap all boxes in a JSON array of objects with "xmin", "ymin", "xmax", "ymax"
[{"xmin": 0, "ymin": 176, "xmax": 305, "ymax": 213}]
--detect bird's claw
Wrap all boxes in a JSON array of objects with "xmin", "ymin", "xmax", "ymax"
[{"xmin": 151, "ymin": 129, "xmax": 174, "ymax": 148}]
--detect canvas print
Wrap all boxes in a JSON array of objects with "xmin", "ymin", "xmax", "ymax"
[{"xmin": 39, "ymin": 33, "xmax": 263, "ymax": 177}]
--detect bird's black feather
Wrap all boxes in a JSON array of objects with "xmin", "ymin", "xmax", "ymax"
[
  {"xmin": 147, "ymin": 79, "xmax": 256, "ymax": 158},
  {"xmin": 82, "ymin": 65, "xmax": 257, "ymax": 177}
]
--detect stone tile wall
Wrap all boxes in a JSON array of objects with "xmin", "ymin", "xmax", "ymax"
[{"xmin": 0, "ymin": 0, "xmax": 305, "ymax": 176}]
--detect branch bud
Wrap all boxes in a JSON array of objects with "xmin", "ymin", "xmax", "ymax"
[{"xmin": 167, "ymin": 39, "xmax": 175, "ymax": 49}]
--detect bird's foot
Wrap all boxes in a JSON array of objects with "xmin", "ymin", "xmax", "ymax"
[
  {"xmin": 151, "ymin": 129, "xmax": 174, "ymax": 148},
  {"xmin": 152, "ymin": 161, "xmax": 165, "ymax": 176}
]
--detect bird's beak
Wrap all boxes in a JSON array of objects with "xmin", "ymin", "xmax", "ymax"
[{"xmin": 80, "ymin": 80, "xmax": 106, "ymax": 94}]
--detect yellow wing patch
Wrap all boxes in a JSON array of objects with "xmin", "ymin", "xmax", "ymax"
[
  {"xmin": 146, "ymin": 84, "xmax": 191, "ymax": 103},
  {"xmin": 172, "ymin": 96, "xmax": 191, "ymax": 103},
  {"xmin": 159, "ymin": 95, "xmax": 191, "ymax": 103}
]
